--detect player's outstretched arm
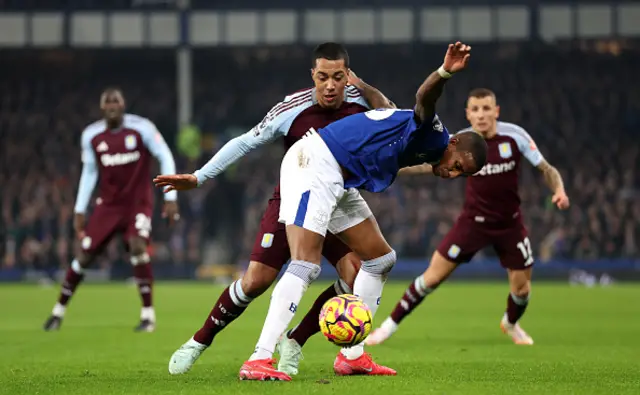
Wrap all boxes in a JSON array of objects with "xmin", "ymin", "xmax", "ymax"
[
  {"xmin": 537, "ymin": 160, "xmax": 570, "ymax": 209},
  {"xmin": 192, "ymin": 103, "xmax": 291, "ymax": 186},
  {"xmin": 415, "ymin": 42, "xmax": 471, "ymax": 123},
  {"xmin": 154, "ymin": 106, "xmax": 288, "ymax": 193},
  {"xmin": 192, "ymin": 130, "xmax": 276, "ymax": 185},
  {"xmin": 348, "ymin": 70, "xmax": 396, "ymax": 109}
]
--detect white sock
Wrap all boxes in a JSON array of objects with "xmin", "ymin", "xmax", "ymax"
[
  {"xmin": 341, "ymin": 251, "xmax": 395, "ymax": 360},
  {"xmin": 230, "ymin": 279, "xmax": 254, "ymax": 307},
  {"xmin": 381, "ymin": 316, "xmax": 399, "ymax": 334},
  {"xmin": 188, "ymin": 336, "xmax": 208, "ymax": 349},
  {"xmin": 341, "ymin": 343, "xmax": 365, "ymax": 360},
  {"xmin": 141, "ymin": 306, "xmax": 156, "ymax": 322},
  {"xmin": 249, "ymin": 260, "xmax": 320, "ymax": 361},
  {"xmin": 52, "ymin": 303, "xmax": 66, "ymax": 317}
]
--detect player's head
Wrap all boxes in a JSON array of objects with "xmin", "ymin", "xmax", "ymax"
[
  {"xmin": 100, "ymin": 87, "xmax": 125, "ymax": 126},
  {"xmin": 311, "ymin": 42, "xmax": 350, "ymax": 109},
  {"xmin": 466, "ymin": 88, "xmax": 500, "ymax": 136},
  {"xmin": 432, "ymin": 132, "xmax": 488, "ymax": 178}
]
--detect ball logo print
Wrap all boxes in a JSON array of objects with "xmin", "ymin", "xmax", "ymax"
[{"xmin": 319, "ymin": 294, "xmax": 372, "ymax": 347}]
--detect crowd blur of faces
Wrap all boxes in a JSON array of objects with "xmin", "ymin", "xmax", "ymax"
[{"xmin": 1, "ymin": 43, "xmax": 638, "ymax": 272}]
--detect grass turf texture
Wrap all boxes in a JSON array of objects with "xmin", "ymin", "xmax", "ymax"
[{"xmin": 1, "ymin": 282, "xmax": 638, "ymax": 395}]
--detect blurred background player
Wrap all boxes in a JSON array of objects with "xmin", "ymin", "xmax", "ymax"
[
  {"xmin": 153, "ymin": 43, "xmax": 396, "ymax": 376},
  {"xmin": 366, "ymin": 88, "xmax": 570, "ymax": 346},
  {"xmin": 233, "ymin": 42, "xmax": 486, "ymax": 381},
  {"xmin": 43, "ymin": 88, "xmax": 180, "ymax": 333}
]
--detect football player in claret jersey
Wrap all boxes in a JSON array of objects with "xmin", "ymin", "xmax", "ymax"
[
  {"xmin": 43, "ymin": 88, "xmax": 179, "ymax": 333},
  {"xmin": 219, "ymin": 42, "xmax": 486, "ymax": 381},
  {"xmin": 366, "ymin": 88, "xmax": 570, "ymax": 347},
  {"xmin": 154, "ymin": 43, "xmax": 397, "ymax": 378}
]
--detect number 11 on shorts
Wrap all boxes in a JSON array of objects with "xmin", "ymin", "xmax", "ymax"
[{"xmin": 516, "ymin": 237, "xmax": 534, "ymax": 267}]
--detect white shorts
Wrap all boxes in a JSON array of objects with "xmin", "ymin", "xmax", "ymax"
[{"xmin": 278, "ymin": 130, "xmax": 372, "ymax": 237}]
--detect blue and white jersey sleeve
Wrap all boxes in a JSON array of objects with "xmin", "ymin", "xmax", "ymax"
[
  {"xmin": 74, "ymin": 127, "xmax": 100, "ymax": 214},
  {"xmin": 498, "ymin": 122, "xmax": 544, "ymax": 166},
  {"xmin": 138, "ymin": 118, "xmax": 178, "ymax": 201},
  {"xmin": 193, "ymin": 101, "xmax": 298, "ymax": 186}
]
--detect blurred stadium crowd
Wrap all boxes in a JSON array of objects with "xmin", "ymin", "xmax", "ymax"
[{"xmin": 1, "ymin": 43, "xmax": 639, "ymax": 272}]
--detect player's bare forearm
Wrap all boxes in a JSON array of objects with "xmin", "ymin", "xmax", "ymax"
[
  {"xmin": 414, "ymin": 70, "xmax": 448, "ymax": 122},
  {"xmin": 538, "ymin": 161, "xmax": 565, "ymax": 194},
  {"xmin": 415, "ymin": 42, "xmax": 471, "ymax": 122},
  {"xmin": 398, "ymin": 164, "xmax": 433, "ymax": 176},
  {"xmin": 354, "ymin": 80, "xmax": 396, "ymax": 109}
]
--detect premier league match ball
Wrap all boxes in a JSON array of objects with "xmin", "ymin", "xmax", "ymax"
[{"xmin": 319, "ymin": 294, "xmax": 372, "ymax": 347}]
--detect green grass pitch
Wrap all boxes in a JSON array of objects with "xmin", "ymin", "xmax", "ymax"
[{"xmin": 1, "ymin": 281, "xmax": 639, "ymax": 395}]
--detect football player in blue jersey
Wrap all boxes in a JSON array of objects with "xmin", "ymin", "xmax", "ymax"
[{"xmin": 223, "ymin": 42, "xmax": 487, "ymax": 380}]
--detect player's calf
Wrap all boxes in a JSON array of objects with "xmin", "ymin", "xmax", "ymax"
[
  {"xmin": 505, "ymin": 268, "xmax": 531, "ymax": 325},
  {"xmin": 130, "ymin": 249, "xmax": 155, "ymax": 332},
  {"xmin": 366, "ymin": 251, "xmax": 456, "ymax": 346},
  {"xmin": 501, "ymin": 268, "xmax": 534, "ymax": 345},
  {"xmin": 44, "ymin": 254, "xmax": 92, "ymax": 331}
]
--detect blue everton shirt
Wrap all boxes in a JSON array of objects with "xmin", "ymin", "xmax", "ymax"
[{"xmin": 319, "ymin": 109, "xmax": 450, "ymax": 193}]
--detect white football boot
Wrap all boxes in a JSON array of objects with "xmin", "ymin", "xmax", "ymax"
[
  {"xmin": 500, "ymin": 315, "xmax": 534, "ymax": 345},
  {"xmin": 168, "ymin": 337, "xmax": 208, "ymax": 374},
  {"xmin": 276, "ymin": 332, "xmax": 304, "ymax": 376}
]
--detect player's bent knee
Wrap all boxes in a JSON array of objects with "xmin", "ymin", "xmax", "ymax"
[
  {"xmin": 286, "ymin": 260, "xmax": 322, "ymax": 285},
  {"xmin": 76, "ymin": 252, "xmax": 94, "ymax": 268},
  {"xmin": 128, "ymin": 237, "xmax": 147, "ymax": 257},
  {"xmin": 241, "ymin": 261, "xmax": 279, "ymax": 297},
  {"xmin": 361, "ymin": 250, "xmax": 396, "ymax": 276},
  {"xmin": 508, "ymin": 268, "xmax": 531, "ymax": 296},
  {"xmin": 335, "ymin": 253, "xmax": 360, "ymax": 288},
  {"xmin": 511, "ymin": 280, "xmax": 531, "ymax": 298},
  {"xmin": 423, "ymin": 251, "xmax": 458, "ymax": 288}
]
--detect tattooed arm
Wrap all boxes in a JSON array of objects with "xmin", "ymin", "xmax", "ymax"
[{"xmin": 537, "ymin": 160, "xmax": 570, "ymax": 209}]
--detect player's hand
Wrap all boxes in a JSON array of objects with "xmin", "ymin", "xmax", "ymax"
[
  {"xmin": 552, "ymin": 191, "xmax": 570, "ymax": 210},
  {"xmin": 442, "ymin": 42, "xmax": 471, "ymax": 74},
  {"xmin": 162, "ymin": 201, "xmax": 180, "ymax": 226},
  {"xmin": 347, "ymin": 70, "xmax": 363, "ymax": 89},
  {"xmin": 73, "ymin": 213, "xmax": 86, "ymax": 240},
  {"xmin": 153, "ymin": 174, "xmax": 198, "ymax": 192}
]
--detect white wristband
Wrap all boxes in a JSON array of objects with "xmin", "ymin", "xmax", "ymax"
[{"xmin": 437, "ymin": 65, "xmax": 453, "ymax": 79}]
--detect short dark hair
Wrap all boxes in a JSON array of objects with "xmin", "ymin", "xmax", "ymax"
[
  {"xmin": 456, "ymin": 131, "xmax": 488, "ymax": 174},
  {"xmin": 101, "ymin": 87, "xmax": 123, "ymax": 98},
  {"xmin": 312, "ymin": 42, "xmax": 349, "ymax": 68},
  {"xmin": 468, "ymin": 88, "xmax": 496, "ymax": 100}
]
